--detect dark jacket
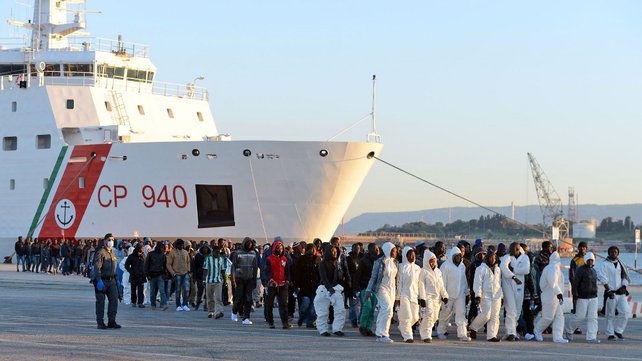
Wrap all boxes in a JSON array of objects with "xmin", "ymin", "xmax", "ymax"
[
  {"xmin": 356, "ymin": 252, "xmax": 377, "ymax": 291},
  {"xmin": 61, "ymin": 243, "xmax": 70, "ymax": 258},
  {"xmin": 318, "ymin": 246, "xmax": 348, "ymax": 292},
  {"xmin": 93, "ymin": 247, "xmax": 118, "ymax": 279},
  {"xmin": 346, "ymin": 251, "xmax": 360, "ymax": 293},
  {"xmin": 192, "ymin": 252, "xmax": 206, "ymax": 281},
  {"xmin": 15, "ymin": 241, "xmax": 24, "ymax": 256},
  {"xmin": 294, "ymin": 254, "xmax": 320, "ymax": 297},
  {"xmin": 125, "ymin": 252, "xmax": 147, "ymax": 284},
  {"xmin": 232, "ymin": 238, "xmax": 258, "ymax": 281},
  {"xmin": 144, "ymin": 249, "xmax": 167, "ymax": 278},
  {"xmin": 572, "ymin": 265, "xmax": 598, "ymax": 299}
]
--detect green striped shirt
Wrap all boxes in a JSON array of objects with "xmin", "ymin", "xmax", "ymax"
[{"xmin": 203, "ymin": 255, "xmax": 225, "ymax": 283}]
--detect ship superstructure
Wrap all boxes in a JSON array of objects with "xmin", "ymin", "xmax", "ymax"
[{"xmin": 0, "ymin": 0, "xmax": 382, "ymax": 255}]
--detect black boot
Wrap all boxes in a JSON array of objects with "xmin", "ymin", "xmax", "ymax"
[
  {"xmin": 107, "ymin": 321, "xmax": 122, "ymax": 329},
  {"xmin": 97, "ymin": 322, "xmax": 108, "ymax": 330}
]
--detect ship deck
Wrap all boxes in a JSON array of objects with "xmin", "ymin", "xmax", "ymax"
[{"xmin": 0, "ymin": 263, "xmax": 640, "ymax": 361}]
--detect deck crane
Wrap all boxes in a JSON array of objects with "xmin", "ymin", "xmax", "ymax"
[{"xmin": 527, "ymin": 153, "xmax": 570, "ymax": 241}]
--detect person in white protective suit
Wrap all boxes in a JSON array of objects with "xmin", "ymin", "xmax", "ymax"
[
  {"xmin": 533, "ymin": 251, "xmax": 568, "ymax": 343},
  {"xmin": 314, "ymin": 245, "xmax": 349, "ymax": 336},
  {"xmin": 365, "ymin": 242, "xmax": 398, "ymax": 344},
  {"xmin": 564, "ymin": 252, "xmax": 600, "ymax": 343},
  {"xmin": 437, "ymin": 246, "xmax": 471, "ymax": 341},
  {"xmin": 120, "ymin": 246, "xmax": 133, "ymax": 305},
  {"xmin": 396, "ymin": 247, "xmax": 426, "ymax": 343},
  {"xmin": 598, "ymin": 246, "xmax": 630, "ymax": 340},
  {"xmin": 500, "ymin": 242, "xmax": 530, "ymax": 341},
  {"xmin": 469, "ymin": 251, "xmax": 502, "ymax": 342},
  {"xmin": 419, "ymin": 250, "xmax": 448, "ymax": 343}
]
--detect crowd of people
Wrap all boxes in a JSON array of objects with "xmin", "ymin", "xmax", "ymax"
[{"xmin": 13, "ymin": 235, "xmax": 633, "ymax": 343}]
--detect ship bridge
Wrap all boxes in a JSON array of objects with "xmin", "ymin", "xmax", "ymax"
[{"xmin": 0, "ymin": 0, "xmax": 220, "ymax": 146}]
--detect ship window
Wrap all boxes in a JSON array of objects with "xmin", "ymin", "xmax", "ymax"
[
  {"xmin": 167, "ymin": 108, "xmax": 174, "ymax": 118},
  {"xmin": 11, "ymin": 101, "xmax": 17, "ymax": 112},
  {"xmin": 0, "ymin": 64, "xmax": 26, "ymax": 75},
  {"xmin": 43, "ymin": 178, "xmax": 49, "ymax": 189},
  {"xmin": 66, "ymin": 99, "xmax": 75, "ymax": 109},
  {"xmin": 64, "ymin": 64, "xmax": 93, "ymax": 77},
  {"xmin": 44, "ymin": 64, "xmax": 61, "ymax": 77},
  {"xmin": 197, "ymin": 111, "xmax": 204, "ymax": 122},
  {"xmin": 147, "ymin": 72, "xmax": 155, "ymax": 82},
  {"xmin": 104, "ymin": 101, "xmax": 112, "ymax": 112},
  {"xmin": 126, "ymin": 69, "xmax": 149, "ymax": 83},
  {"xmin": 195, "ymin": 184, "xmax": 235, "ymax": 228},
  {"xmin": 79, "ymin": 177, "xmax": 85, "ymax": 189},
  {"xmin": 137, "ymin": 105, "xmax": 145, "ymax": 115},
  {"xmin": 3, "ymin": 136, "xmax": 17, "ymax": 151},
  {"xmin": 114, "ymin": 67, "xmax": 125, "ymax": 80},
  {"xmin": 37, "ymin": 134, "xmax": 51, "ymax": 149},
  {"xmin": 9, "ymin": 179, "xmax": 15, "ymax": 190}
]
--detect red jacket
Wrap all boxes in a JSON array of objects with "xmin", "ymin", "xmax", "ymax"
[{"xmin": 266, "ymin": 241, "xmax": 289, "ymax": 286}]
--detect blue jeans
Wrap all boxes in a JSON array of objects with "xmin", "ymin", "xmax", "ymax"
[
  {"xmin": 175, "ymin": 273, "xmax": 190, "ymax": 307},
  {"xmin": 149, "ymin": 276, "xmax": 168, "ymax": 307},
  {"xmin": 32, "ymin": 255, "xmax": 40, "ymax": 272},
  {"xmin": 62, "ymin": 257, "xmax": 71, "ymax": 274},
  {"xmin": 348, "ymin": 295, "xmax": 361, "ymax": 325},
  {"xmin": 298, "ymin": 296, "xmax": 316, "ymax": 327},
  {"xmin": 74, "ymin": 256, "xmax": 83, "ymax": 274},
  {"xmin": 16, "ymin": 255, "xmax": 25, "ymax": 271}
]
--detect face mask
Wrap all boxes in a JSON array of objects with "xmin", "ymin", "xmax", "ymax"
[{"xmin": 106, "ymin": 240, "xmax": 114, "ymax": 248}]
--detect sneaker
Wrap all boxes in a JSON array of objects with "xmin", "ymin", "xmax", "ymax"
[
  {"xmin": 553, "ymin": 338, "xmax": 569, "ymax": 344},
  {"xmin": 488, "ymin": 337, "xmax": 500, "ymax": 342},
  {"xmin": 587, "ymin": 339, "xmax": 601, "ymax": 344},
  {"xmin": 423, "ymin": 338, "xmax": 432, "ymax": 343},
  {"xmin": 208, "ymin": 313, "xmax": 214, "ymax": 318},
  {"xmin": 107, "ymin": 321, "xmax": 122, "ymax": 329},
  {"xmin": 176, "ymin": 306, "xmax": 183, "ymax": 312},
  {"xmin": 377, "ymin": 337, "xmax": 394, "ymax": 343},
  {"xmin": 564, "ymin": 331, "xmax": 574, "ymax": 341},
  {"xmin": 614, "ymin": 332, "xmax": 624, "ymax": 340},
  {"xmin": 505, "ymin": 334, "xmax": 515, "ymax": 341},
  {"xmin": 470, "ymin": 329, "xmax": 477, "ymax": 339},
  {"xmin": 525, "ymin": 333, "xmax": 535, "ymax": 341},
  {"xmin": 404, "ymin": 339, "xmax": 414, "ymax": 343},
  {"xmin": 97, "ymin": 322, "xmax": 108, "ymax": 330},
  {"xmin": 534, "ymin": 333, "xmax": 544, "ymax": 342},
  {"xmin": 268, "ymin": 323, "xmax": 275, "ymax": 329},
  {"xmin": 182, "ymin": 305, "xmax": 191, "ymax": 311},
  {"xmin": 334, "ymin": 331, "xmax": 345, "ymax": 337},
  {"xmin": 215, "ymin": 313, "xmax": 224, "ymax": 319},
  {"xmin": 437, "ymin": 334, "xmax": 447, "ymax": 340},
  {"xmin": 283, "ymin": 324, "xmax": 293, "ymax": 329},
  {"xmin": 573, "ymin": 328, "xmax": 582, "ymax": 335},
  {"xmin": 459, "ymin": 336, "xmax": 471, "ymax": 342},
  {"xmin": 231, "ymin": 313, "xmax": 239, "ymax": 322},
  {"xmin": 321, "ymin": 332, "xmax": 331, "ymax": 337},
  {"xmin": 138, "ymin": 304, "xmax": 145, "ymax": 308},
  {"xmin": 608, "ymin": 335, "xmax": 616, "ymax": 341},
  {"xmin": 242, "ymin": 319, "xmax": 253, "ymax": 325}
]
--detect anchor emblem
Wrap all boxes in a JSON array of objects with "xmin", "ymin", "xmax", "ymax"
[{"xmin": 54, "ymin": 199, "xmax": 76, "ymax": 230}]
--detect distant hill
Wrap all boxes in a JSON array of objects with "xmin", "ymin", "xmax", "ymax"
[{"xmin": 338, "ymin": 204, "xmax": 642, "ymax": 235}]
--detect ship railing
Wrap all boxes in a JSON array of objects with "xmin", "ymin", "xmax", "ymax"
[
  {"xmin": 0, "ymin": 71, "xmax": 208, "ymax": 100},
  {"xmin": 43, "ymin": 37, "xmax": 150, "ymax": 58}
]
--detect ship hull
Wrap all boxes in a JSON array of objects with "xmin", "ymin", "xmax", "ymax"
[{"xmin": 1, "ymin": 140, "xmax": 381, "ymax": 255}]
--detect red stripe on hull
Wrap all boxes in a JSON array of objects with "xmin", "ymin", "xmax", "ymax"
[{"xmin": 38, "ymin": 144, "xmax": 112, "ymax": 239}]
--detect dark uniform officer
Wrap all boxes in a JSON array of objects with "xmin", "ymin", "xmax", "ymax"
[{"xmin": 94, "ymin": 233, "xmax": 121, "ymax": 329}]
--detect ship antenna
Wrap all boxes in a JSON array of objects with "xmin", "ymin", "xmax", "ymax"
[{"xmin": 367, "ymin": 74, "xmax": 382, "ymax": 143}]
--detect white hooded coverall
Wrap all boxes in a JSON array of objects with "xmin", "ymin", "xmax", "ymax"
[
  {"xmin": 375, "ymin": 242, "xmax": 398, "ymax": 338},
  {"xmin": 397, "ymin": 247, "xmax": 426, "ymax": 341},
  {"xmin": 419, "ymin": 250, "xmax": 448, "ymax": 341},
  {"xmin": 500, "ymin": 249, "xmax": 530, "ymax": 337},
  {"xmin": 597, "ymin": 255, "xmax": 630, "ymax": 336},
  {"xmin": 469, "ymin": 262, "xmax": 503, "ymax": 340},
  {"xmin": 534, "ymin": 251, "xmax": 565, "ymax": 340},
  {"xmin": 437, "ymin": 247, "xmax": 469, "ymax": 338},
  {"xmin": 120, "ymin": 248, "xmax": 132, "ymax": 305}
]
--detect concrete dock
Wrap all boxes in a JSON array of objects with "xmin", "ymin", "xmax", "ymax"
[{"xmin": 0, "ymin": 264, "xmax": 640, "ymax": 361}]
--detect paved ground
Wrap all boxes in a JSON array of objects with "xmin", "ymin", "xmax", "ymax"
[{"xmin": 0, "ymin": 264, "xmax": 641, "ymax": 361}]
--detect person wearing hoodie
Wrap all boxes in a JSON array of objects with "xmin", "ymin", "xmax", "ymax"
[
  {"xmin": 294, "ymin": 243, "xmax": 320, "ymax": 328},
  {"xmin": 437, "ymin": 246, "xmax": 470, "ymax": 341},
  {"xmin": 564, "ymin": 252, "xmax": 600, "ymax": 343},
  {"xmin": 396, "ymin": 247, "xmax": 426, "ymax": 343},
  {"xmin": 533, "ymin": 251, "xmax": 568, "ymax": 343},
  {"xmin": 419, "ymin": 249, "xmax": 448, "ymax": 343},
  {"xmin": 469, "ymin": 251, "xmax": 502, "ymax": 342},
  {"xmin": 500, "ymin": 242, "xmax": 530, "ymax": 341},
  {"xmin": 231, "ymin": 237, "xmax": 258, "ymax": 325},
  {"xmin": 125, "ymin": 244, "xmax": 147, "ymax": 308},
  {"xmin": 264, "ymin": 240, "xmax": 292, "ymax": 329},
  {"xmin": 598, "ymin": 246, "xmax": 630, "ymax": 340},
  {"xmin": 315, "ymin": 245, "xmax": 349, "ymax": 336},
  {"xmin": 166, "ymin": 239, "xmax": 192, "ymax": 311},
  {"xmin": 357, "ymin": 243, "xmax": 380, "ymax": 336},
  {"xmin": 145, "ymin": 242, "xmax": 168, "ymax": 310},
  {"xmin": 365, "ymin": 242, "xmax": 398, "ymax": 343},
  {"xmin": 467, "ymin": 247, "xmax": 486, "ymax": 326}
]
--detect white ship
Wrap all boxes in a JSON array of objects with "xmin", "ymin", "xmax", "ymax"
[{"xmin": 0, "ymin": 0, "xmax": 382, "ymax": 255}]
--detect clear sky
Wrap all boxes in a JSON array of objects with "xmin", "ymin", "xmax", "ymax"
[{"xmin": 3, "ymin": 0, "xmax": 642, "ymax": 222}]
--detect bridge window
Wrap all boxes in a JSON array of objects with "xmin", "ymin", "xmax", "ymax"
[
  {"xmin": 44, "ymin": 64, "xmax": 61, "ymax": 77},
  {"xmin": 195, "ymin": 184, "xmax": 235, "ymax": 228},
  {"xmin": 3, "ymin": 136, "xmax": 17, "ymax": 151},
  {"xmin": 37, "ymin": 134, "xmax": 51, "ymax": 149},
  {"xmin": 126, "ymin": 68, "xmax": 150, "ymax": 83},
  {"xmin": 64, "ymin": 64, "xmax": 93, "ymax": 77}
]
